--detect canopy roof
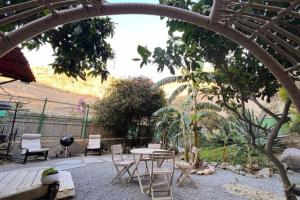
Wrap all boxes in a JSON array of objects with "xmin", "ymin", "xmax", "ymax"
[
  {"xmin": 0, "ymin": 47, "xmax": 35, "ymax": 83},
  {"xmin": 0, "ymin": 0, "xmax": 299, "ymax": 110}
]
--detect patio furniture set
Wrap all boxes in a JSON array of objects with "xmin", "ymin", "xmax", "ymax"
[
  {"xmin": 4, "ymin": 133, "xmax": 198, "ymax": 200},
  {"xmin": 111, "ymin": 143, "xmax": 199, "ymax": 200}
]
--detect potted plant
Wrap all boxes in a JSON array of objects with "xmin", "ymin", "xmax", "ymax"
[{"xmin": 41, "ymin": 167, "xmax": 59, "ymax": 185}]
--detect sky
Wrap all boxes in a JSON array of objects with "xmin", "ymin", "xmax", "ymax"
[{"xmin": 22, "ymin": 6, "xmax": 174, "ymax": 81}]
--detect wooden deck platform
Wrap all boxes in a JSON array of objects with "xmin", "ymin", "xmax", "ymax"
[
  {"xmin": 0, "ymin": 167, "xmax": 49, "ymax": 200},
  {"xmin": 0, "ymin": 167, "xmax": 75, "ymax": 200}
]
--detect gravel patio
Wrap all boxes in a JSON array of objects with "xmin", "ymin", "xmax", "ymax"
[{"xmin": 0, "ymin": 155, "xmax": 299, "ymax": 200}]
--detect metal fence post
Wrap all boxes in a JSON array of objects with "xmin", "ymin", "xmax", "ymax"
[
  {"xmin": 37, "ymin": 98, "xmax": 47, "ymax": 134},
  {"xmin": 80, "ymin": 104, "xmax": 89, "ymax": 139}
]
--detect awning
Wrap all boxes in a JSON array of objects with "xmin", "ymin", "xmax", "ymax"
[{"xmin": 0, "ymin": 47, "xmax": 35, "ymax": 83}]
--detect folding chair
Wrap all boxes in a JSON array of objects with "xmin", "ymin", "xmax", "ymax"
[
  {"xmin": 149, "ymin": 150, "xmax": 175, "ymax": 200},
  {"xmin": 21, "ymin": 134, "xmax": 49, "ymax": 164},
  {"xmin": 175, "ymin": 146, "xmax": 199, "ymax": 188},
  {"xmin": 111, "ymin": 144, "xmax": 134, "ymax": 186},
  {"xmin": 141, "ymin": 143, "xmax": 161, "ymax": 174},
  {"xmin": 85, "ymin": 135, "xmax": 101, "ymax": 156}
]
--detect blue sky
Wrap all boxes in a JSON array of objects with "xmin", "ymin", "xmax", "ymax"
[{"xmin": 23, "ymin": 1, "xmax": 174, "ymax": 81}]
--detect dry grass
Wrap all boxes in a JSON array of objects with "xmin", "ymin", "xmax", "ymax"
[{"xmin": 32, "ymin": 66, "xmax": 115, "ymax": 98}]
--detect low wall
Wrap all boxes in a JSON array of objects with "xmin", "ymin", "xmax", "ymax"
[{"xmin": 8, "ymin": 137, "xmax": 152, "ymax": 162}]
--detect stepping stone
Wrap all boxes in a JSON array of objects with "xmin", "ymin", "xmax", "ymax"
[
  {"xmin": 83, "ymin": 157, "xmax": 105, "ymax": 164},
  {"xmin": 56, "ymin": 171, "xmax": 75, "ymax": 199},
  {"xmin": 55, "ymin": 164, "xmax": 86, "ymax": 171},
  {"xmin": 54, "ymin": 160, "xmax": 82, "ymax": 166},
  {"xmin": 54, "ymin": 160, "xmax": 86, "ymax": 170}
]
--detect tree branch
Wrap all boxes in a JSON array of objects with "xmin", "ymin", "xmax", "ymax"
[
  {"xmin": 265, "ymin": 98, "xmax": 291, "ymax": 153},
  {"xmin": 251, "ymin": 95, "xmax": 280, "ymax": 121}
]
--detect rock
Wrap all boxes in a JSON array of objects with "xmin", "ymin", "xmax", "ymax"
[
  {"xmin": 235, "ymin": 165, "xmax": 242, "ymax": 171},
  {"xmin": 255, "ymin": 168, "xmax": 271, "ymax": 178},
  {"xmin": 286, "ymin": 170, "xmax": 295, "ymax": 175},
  {"xmin": 196, "ymin": 166, "xmax": 215, "ymax": 175},
  {"xmin": 190, "ymin": 169, "xmax": 197, "ymax": 174},
  {"xmin": 279, "ymin": 148, "xmax": 300, "ymax": 172},
  {"xmin": 226, "ymin": 165, "xmax": 237, "ymax": 172},
  {"xmin": 211, "ymin": 162, "xmax": 218, "ymax": 167},
  {"xmin": 239, "ymin": 170, "xmax": 246, "ymax": 176},
  {"xmin": 220, "ymin": 162, "xmax": 230, "ymax": 169},
  {"xmin": 202, "ymin": 161, "xmax": 208, "ymax": 167}
]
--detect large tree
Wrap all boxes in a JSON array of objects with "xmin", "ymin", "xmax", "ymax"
[
  {"xmin": 93, "ymin": 77, "xmax": 165, "ymax": 138},
  {"xmin": 1, "ymin": 0, "xmax": 115, "ymax": 80},
  {"xmin": 136, "ymin": 0, "xmax": 298, "ymax": 198}
]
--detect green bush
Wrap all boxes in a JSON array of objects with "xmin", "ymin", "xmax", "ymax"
[
  {"xmin": 200, "ymin": 145, "xmax": 271, "ymax": 167},
  {"xmin": 42, "ymin": 167, "xmax": 58, "ymax": 177}
]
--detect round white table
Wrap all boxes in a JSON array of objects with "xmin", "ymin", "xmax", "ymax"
[
  {"xmin": 130, "ymin": 148, "xmax": 166, "ymax": 193},
  {"xmin": 130, "ymin": 148, "xmax": 163, "ymax": 155}
]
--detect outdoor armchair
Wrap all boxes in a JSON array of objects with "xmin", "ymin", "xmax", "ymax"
[
  {"xmin": 85, "ymin": 134, "xmax": 101, "ymax": 156},
  {"xmin": 21, "ymin": 134, "xmax": 48, "ymax": 164}
]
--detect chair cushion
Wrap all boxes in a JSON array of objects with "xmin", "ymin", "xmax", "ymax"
[
  {"xmin": 22, "ymin": 148, "xmax": 49, "ymax": 155},
  {"xmin": 21, "ymin": 134, "xmax": 42, "ymax": 150}
]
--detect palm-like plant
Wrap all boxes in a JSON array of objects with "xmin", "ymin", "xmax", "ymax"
[
  {"xmin": 152, "ymin": 70, "xmax": 222, "ymax": 161},
  {"xmin": 152, "ymin": 106, "xmax": 192, "ymax": 160}
]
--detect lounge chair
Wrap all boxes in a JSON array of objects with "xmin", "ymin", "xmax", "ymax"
[
  {"xmin": 175, "ymin": 146, "xmax": 199, "ymax": 188},
  {"xmin": 21, "ymin": 134, "xmax": 48, "ymax": 164},
  {"xmin": 111, "ymin": 144, "xmax": 134, "ymax": 186},
  {"xmin": 85, "ymin": 135, "xmax": 101, "ymax": 156}
]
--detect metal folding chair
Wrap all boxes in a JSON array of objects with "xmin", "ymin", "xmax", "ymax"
[
  {"xmin": 175, "ymin": 146, "xmax": 199, "ymax": 188},
  {"xmin": 149, "ymin": 150, "xmax": 175, "ymax": 200},
  {"xmin": 111, "ymin": 144, "xmax": 134, "ymax": 186}
]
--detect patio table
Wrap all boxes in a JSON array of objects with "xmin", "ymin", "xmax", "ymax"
[{"xmin": 130, "ymin": 148, "xmax": 166, "ymax": 193}]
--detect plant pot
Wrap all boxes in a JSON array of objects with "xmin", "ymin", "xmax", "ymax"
[{"xmin": 41, "ymin": 173, "xmax": 59, "ymax": 185}]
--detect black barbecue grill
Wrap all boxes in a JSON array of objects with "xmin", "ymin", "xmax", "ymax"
[{"xmin": 60, "ymin": 135, "xmax": 74, "ymax": 157}]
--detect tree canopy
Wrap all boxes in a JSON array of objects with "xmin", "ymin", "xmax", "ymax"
[
  {"xmin": 1, "ymin": 0, "xmax": 115, "ymax": 80},
  {"xmin": 93, "ymin": 77, "xmax": 166, "ymax": 137}
]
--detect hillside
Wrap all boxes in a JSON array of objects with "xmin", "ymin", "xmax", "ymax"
[
  {"xmin": 31, "ymin": 66, "xmax": 114, "ymax": 98},
  {"xmin": 0, "ymin": 66, "xmax": 113, "ymax": 116}
]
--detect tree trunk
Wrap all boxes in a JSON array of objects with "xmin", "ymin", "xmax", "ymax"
[{"xmin": 265, "ymin": 152, "xmax": 297, "ymax": 200}]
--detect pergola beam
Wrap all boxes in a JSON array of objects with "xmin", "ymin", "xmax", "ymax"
[
  {"xmin": 285, "ymin": 63, "xmax": 300, "ymax": 72},
  {"xmin": 0, "ymin": 1, "xmax": 300, "ymax": 113},
  {"xmin": 264, "ymin": 30, "xmax": 300, "ymax": 59},
  {"xmin": 250, "ymin": 0, "xmax": 300, "ymax": 39},
  {"xmin": 0, "ymin": 0, "xmax": 68, "ymax": 15},
  {"xmin": 271, "ymin": 24, "xmax": 300, "ymax": 45},
  {"xmin": 260, "ymin": 35, "xmax": 298, "ymax": 65}
]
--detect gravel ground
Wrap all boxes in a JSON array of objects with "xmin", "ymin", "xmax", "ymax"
[{"xmin": 0, "ymin": 155, "xmax": 299, "ymax": 200}]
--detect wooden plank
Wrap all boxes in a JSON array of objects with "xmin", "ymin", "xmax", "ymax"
[
  {"xmin": 1, "ymin": 185, "xmax": 48, "ymax": 200},
  {"xmin": 56, "ymin": 171, "xmax": 75, "ymax": 199},
  {"xmin": 17, "ymin": 169, "xmax": 39, "ymax": 190},
  {"xmin": 32, "ymin": 169, "xmax": 43, "ymax": 186},
  {"xmin": 2, "ymin": 169, "xmax": 30, "ymax": 197},
  {"xmin": 0, "ymin": 170, "xmax": 20, "ymax": 193},
  {"xmin": 0, "ymin": 171, "xmax": 10, "ymax": 184}
]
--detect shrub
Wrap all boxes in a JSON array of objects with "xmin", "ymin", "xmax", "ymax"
[{"xmin": 93, "ymin": 77, "xmax": 165, "ymax": 138}]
